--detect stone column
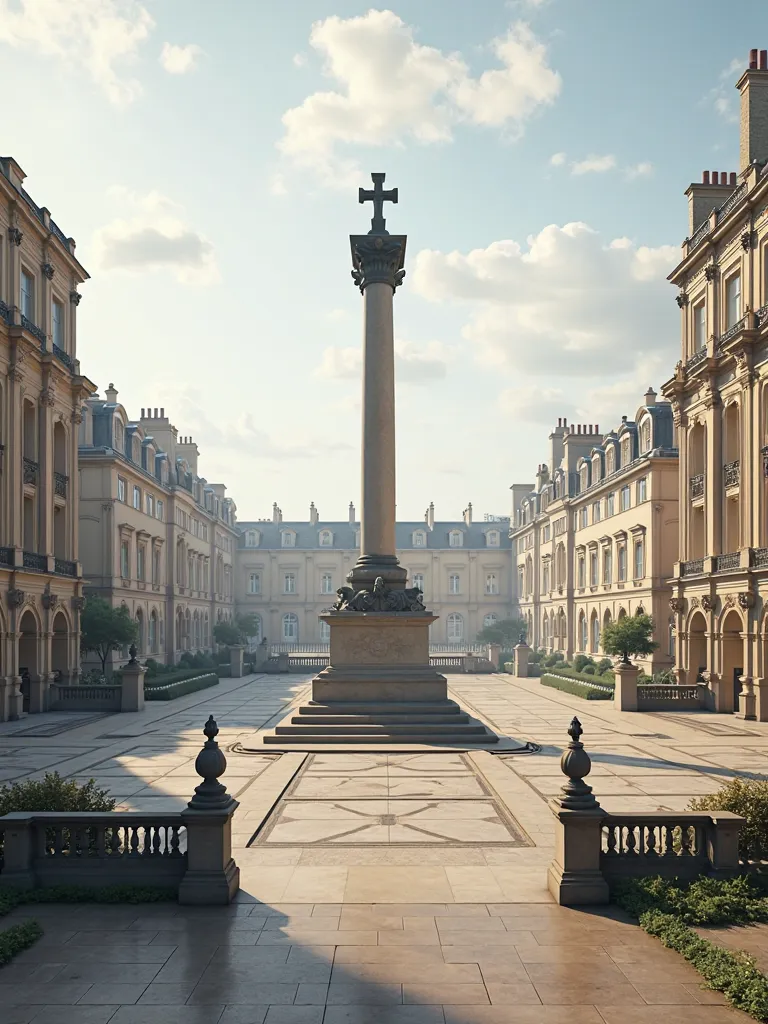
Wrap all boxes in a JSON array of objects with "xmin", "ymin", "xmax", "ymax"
[
  {"xmin": 120, "ymin": 645, "xmax": 145, "ymax": 712},
  {"xmin": 613, "ymin": 660, "xmax": 638, "ymax": 711},
  {"xmin": 229, "ymin": 644, "xmax": 244, "ymax": 678},
  {"xmin": 513, "ymin": 640, "xmax": 530, "ymax": 678}
]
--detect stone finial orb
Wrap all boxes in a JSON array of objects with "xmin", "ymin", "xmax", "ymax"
[
  {"xmin": 557, "ymin": 716, "xmax": 601, "ymax": 811},
  {"xmin": 188, "ymin": 715, "xmax": 232, "ymax": 810}
]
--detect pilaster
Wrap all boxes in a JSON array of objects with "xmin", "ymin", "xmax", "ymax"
[
  {"xmin": 705, "ymin": 400, "xmax": 723, "ymax": 556},
  {"xmin": 38, "ymin": 388, "xmax": 54, "ymax": 557}
]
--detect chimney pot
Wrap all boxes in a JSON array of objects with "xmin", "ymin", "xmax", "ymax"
[
  {"xmin": 761, "ymin": 50, "xmax": 768, "ymax": 70},
  {"xmin": 750, "ymin": 48, "xmax": 759, "ymax": 69},
  {"xmin": 720, "ymin": 171, "xmax": 727, "ymax": 183},
  {"xmin": 140, "ymin": 408, "xmax": 144, "ymax": 418},
  {"xmin": 711, "ymin": 171, "xmax": 719, "ymax": 185},
  {"xmin": 596, "ymin": 424, "xmax": 599, "ymax": 433},
  {"xmin": 160, "ymin": 408, "xmax": 164, "ymax": 417},
  {"xmin": 702, "ymin": 170, "xmax": 710, "ymax": 184},
  {"xmin": 730, "ymin": 171, "xmax": 737, "ymax": 185}
]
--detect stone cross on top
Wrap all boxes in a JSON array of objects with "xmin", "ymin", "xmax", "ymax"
[{"xmin": 359, "ymin": 172, "xmax": 398, "ymax": 235}]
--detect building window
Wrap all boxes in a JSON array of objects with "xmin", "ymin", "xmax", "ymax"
[
  {"xmin": 487, "ymin": 531, "xmax": 500, "ymax": 547},
  {"xmin": 592, "ymin": 502, "xmax": 601, "ymax": 524},
  {"xmin": 319, "ymin": 620, "xmax": 331, "ymax": 642},
  {"xmin": 484, "ymin": 613, "xmax": 498, "ymax": 629},
  {"xmin": 120, "ymin": 541, "xmax": 130, "ymax": 579},
  {"xmin": 413, "ymin": 572, "xmax": 424, "ymax": 592},
  {"xmin": 412, "ymin": 530, "xmax": 426, "ymax": 547},
  {"xmin": 449, "ymin": 573, "xmax": 460, "ymax": 595},
  {"xmin": 248, "ymin": 573, "xmax": 261, "ymax": 595},
  {"xmin": 606, "ymin": 449, "xmax": 615, "ymax": 475},
  {"xmin": 447, "ymin": 612, "xmax": 463, "ymax": 641},
  {"xmin": 607, "ymin": 493, "xmax": 615, "ymax": 517},
  {"xmin": 153, "ymin": 548, "xmax": 161, "ymax": 585},
  {"xmin": 637, "ymin": 477, "xmax": 647, "ymax": 503},
  {"xmin": 133, "ymin": 485, "xmax": 141, "ymax": 510},
  {"xmin": 145, "ymin": 493, "xmax": 154, "ymax": 517},
  {"xmin": 589, "ymin": 550, "xmax": 598, "ymax": 587},
  {"xmin": 577, "ymin": 555, "xmax": 585, "ymax": 589},
  {"xmin": 542, "ymin": 525, "xmax": 551, "ymax": 543},
  {"xmin": 591, "ymin": 615, "xmax": 600, "ymax": 653},
  {"xmin": 726, "ymin": 272, "xmax": 742, "ymax": 328},
  {"xmin": 282, "ymin": 612, "xmax": 298, "ymax": 641},
  {"xmin": 603, "ymin": 548, "xmax": 612, "ymax": 585},
  {"xmin": 542, "ymin": 564, "xmax": 550, "ymax": 593},
  {"xmin": 621, "ymin": 438, "xmax": 631, "ymax": 467},
  {"xmin": 579, "ymin": 508, "xmax": 588, "ymax": 529},
  {"xmin": 117, "ymin": 477, "xmax": 126, "ymax": 502},
  {"xmin": 137, "ymin": 545, "xmax": 146, "ymax": 582},
  {"xmin": 20, "ymin": 269, "xmax": 34, "ymax": 320},
  {"xmin": 321, "ymin": 573, "xmax": 333, "ymax": 594},
  {"xmin": 448, "ymin": 530, "xmax": 463, "ymax": 548},
  {"xmin": 485, "ymin": 573, "xmax": 498, "ymax": 595},
  {"xmin": 156, "ymin": 500, "xmax": 164, "ymax": 522},
  {"xmin": 245, "ymin": 530, "xmax": 259, "ymax": 548},
  {"xmin": 640, "ymin": 421, "xmax": 652, "ymax": 453},
  {"xmin": 52, "ymin": 299, "xmax": 64, "ymax": 349},
  {"xmin": 579, "ymin": 614, "xmax": 588, "ymax": 651},
  {"xmin": 281, "ymin": 531, "xmax": 295, "ymax": 548},
  {"xmin": 634, "ymin": 539, "xmax": 645, "ymax": 579},
  {"xmin": 283, "ymin": 573, "xmax": 296, "ymax": 594},
  {"xmin": 319, "ymin": 530, "xmax": 333, "ymax": 546},
  {"xmin": 618, "ymin": 545, "xmax": 627, "ymax": 581},
  {"xmin": 693, "ymin": 301, "xmax": 706, "ymax": 351},
  {"xmin": 620, "ymin": 485, "xmax": 631, "ymax": 512}
]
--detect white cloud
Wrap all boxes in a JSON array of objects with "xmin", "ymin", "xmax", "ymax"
[
  {"xmin": 412, "ymin": 222, "xmax": 678, "ymax": 381},
  {"xmin": 277, "ymin": 10, "xmax": 560, "ymax": 186},
  {"xmin": 549, "ymin": 151, "xmax": 566, "ymax": 166},
  {"xmin": 160, "ymin": 42, "xmax": 202, "ymax": 75},
  {"xmin": 92, "ymin": 188, "xmax": 219, "ymax": 284},
  {"xmin": 315, "ymin": 339, "xmax": 452, "ymax": 383},
  {"xmin": 624, "ymin": 161, "xmax": 654, "ymax": 180},
  {"xmin": 571, "ymin": 154, "xmax": 616, "ymax": 175},
  {"xmin": 707, "ymin": 57, "xmax": 742, "ymax": 123},
  {"xmin": 269, "ymin": 173, "xmax": 288, "ymax": 196},
  {"xmin": 0, "ymin": 0, "xmax": 154, "ymax": 104},
  {"xmin": 292, "ymin": 52, "xmax": 307, "ymax": 67}
]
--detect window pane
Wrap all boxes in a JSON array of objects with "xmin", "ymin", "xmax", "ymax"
[{"xmin": 726, "ymin": 274, "xmax": 741, "ymax": 328}]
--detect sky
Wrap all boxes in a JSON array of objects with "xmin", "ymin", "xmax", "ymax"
[{"xmin": 0, "ymin": 0, "xmax": 759, "ymax": 522}]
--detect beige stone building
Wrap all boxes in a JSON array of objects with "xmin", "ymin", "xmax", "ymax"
[
  {"xmin": 235, "ymin": 502, "xmax": 515, "ymax": 647},
  {"xmin": 0, "ymin": 155, "xmax": 96, "ymax": 719},
  {"xmin": 79, "ymin": 388, "xmax": 237, "ymax": 671},
  {"xmin": 663, "ymin": 48, "xmax": 768, "ymax": 715},
  {"xmin": 511, "ymin": 393, "xmax": 679, "ymax": 674}
]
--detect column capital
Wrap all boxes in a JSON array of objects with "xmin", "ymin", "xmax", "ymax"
[{"xmin": 350, "ymin": 234, "xmax": 406, "ymax": 294}]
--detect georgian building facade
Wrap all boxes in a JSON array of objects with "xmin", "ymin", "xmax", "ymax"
[
  {"xmin": 79, "ymin": 388, "xmax": 237, "ymax": 671},
  {"xmin": 0, "ymin": 156, "xmax": 96, "ymax": 719},
  {"xmin": 511, "ymin": 394, "xmax": 679, "ymax": 674},
  {"xmin": 235, "ymin": 502, "xmax": 515, "ymax": 646},
  {"xmin": 663, "ymin": 48, "xmax": 768, "ymax": 715}
]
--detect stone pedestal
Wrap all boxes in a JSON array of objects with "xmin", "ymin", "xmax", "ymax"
[
  {"xmin": 229, "ymin": 645, "xmax": 245, "ymax": 679},
  {"xmin": 548, "ymin": 805, "xmax": 609, "ymax": 906},
  {"xmin": 513, "ymin": 642, "xmax": 529, "ymax": 678},
  {"xmin": 179, "ymin": 804, "xmax": 240, "ymax": 905},
  {"xmin": 703, "ymin": 671, "xmax": 733, "ymax": 713},
  {"xmin": 120, "ymin": 659, "xmax": 145, "ymax": 712},
  {"xmin": 754, "ymin": 677, "xmax": 768, "ymax": 721},
  {"xmin": 0, "ymin": 676, "xmax": 22, "ymax": 721},
  {"xmin": 613, "ymin": 661, "xmax": 638, "ymax": 711},
  {"xmin": 736, "ymin": 676, "xmax": 757, "ymax": 720},
  {"xmin": 487, "ymin": 643, "xmax": 501, "ymax": 668},
  {"xmin": 28, "ymin": 673, "xmax": 51, "ymax": 714}
]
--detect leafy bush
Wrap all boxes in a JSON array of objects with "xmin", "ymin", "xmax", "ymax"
[
  {"xmin": 542, "ymin": 665, "xmax": 615, "ymax": 688},
  {"xmin": 541, "ymin": 673, "xmax": 612, "ymax": 700},
  {"xmin": 0, "ymin": 885, "xmax": 177, "ymax": 917},
  {"xmin": 0, "ymin": 773, "xmax": 115, "ymax": 816},
  {"xmin": 0, "ymin": 921, "xmax": 43, "ymax": 965},
  {"xmin": 689, "ymin": 778, "xmax": 768, "ymax": 861},
  {"xmin": 651, "ymin": 668, "xmax": 676, "ymax": 684},
  {"xmin": 143, "ymin": 657, "xmax": 165, "ymax": 677},
  {"xmin": 502, "ymin": 661, "xmax": 514, "ymax": 673},
  {"xmin": 573, "ymin": 654, "xmax": 595, "ymax": 672},
  {"xmin": 145, "ymin": 672, "xmax": 219, "ymax": 701},
  {"xmin": 527, "ymin": 664, "xmax": 541, "ymax": 677},
  {"xmin": 528, "ymin": 648, "xmax": 543, "ymax": 665},
  {"xmin": 581, "ymin": 664, "xmax": 596, "ymax": 675},
  {"xmin": 597, "ymin": 658, "xmax": 613, "ymax": 673}
]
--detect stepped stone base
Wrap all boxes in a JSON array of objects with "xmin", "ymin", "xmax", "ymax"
[{"xmin": 262, "ymin": 610, "xmax": 498, "ymax": 748}]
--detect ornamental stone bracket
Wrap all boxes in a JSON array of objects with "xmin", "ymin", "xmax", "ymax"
[
  {"xmin": 739, "ymin": 591, "xmax": 756, "ymax": 609},
  {"xmin": 7, "ymin": 589, "xmax": 25, "ymax": 609},
  {"xmin": 333, "ymin": 576, "xmax": 426, "ymax": 613},
  {"xmin": 669, "ymin": 597, "xmax": 686, "ymax": 613},
  {"xmin": 701, "ymin": 595, "xmax": 716, "ymax": 612}
]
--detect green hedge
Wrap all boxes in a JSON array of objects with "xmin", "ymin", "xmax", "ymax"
[
  {"xmin": 544, "ymin": 664, "xmax": 615, "ymax": 687},
  {"xmin": 541, "ymin": 673, "xmax": 613, "ymax": 700},
  {"xmin": 144, "ymin": 672, "xmax": 219, "ymax": 701}
]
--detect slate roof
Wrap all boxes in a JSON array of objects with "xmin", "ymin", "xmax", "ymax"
[{"xmin": 236, "ymin": 521, "xmax": 511, "ymax": 551}]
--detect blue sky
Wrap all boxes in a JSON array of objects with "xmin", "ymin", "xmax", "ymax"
[{"xmin": 0, "ymin": 0, "xmax": 758, "ymax": 520}]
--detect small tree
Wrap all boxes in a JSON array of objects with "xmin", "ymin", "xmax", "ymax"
[
  {"xmin": 80, "ymin": 596, "xmax": 138, "ymax": 676},
  {"xmin": 601, "ymin": 613, "xmax": 659, "ymax": 665},
  {"xmin": 475, "ymin": 617, "xmax": 527, "ymax": 646},
  {"xmin": 213, "ymin": 614, "xmax": 261, "ymax": 649}
]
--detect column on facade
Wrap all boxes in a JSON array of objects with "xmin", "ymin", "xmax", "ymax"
[
  {"xmin": 7, "ymin": 370, "xmax": 22, "ymax": 552},
  {"xmin": 742, "ymin": 375, "xmax": 756, "ymax": 550},
  {"xmin": 676, "ymin": 412, "xmax": 689, "ymax": 560},
  {"xmin": 68, "ymin": 408, "xmax": 81, "ymax": 563},
  {"xmin": 37, "ymin": 390, "xmax": 53, "ymax": 559},
  {"xmin": 40, "ymin": 249, "xmax": 53, "ymax": 342},
  {"xmin": 8, "ymin": 226, "xmax": 21, "ymax": 320},
  {"xmin": 705, "ymin": 401, "xmax": 723, "ymax": 557}
]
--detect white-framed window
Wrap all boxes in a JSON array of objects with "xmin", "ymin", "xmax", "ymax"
[
  {"xmin": 282, "ymin": 613, "xmax": 298, "ymax": 641},
  {"xmin": 319, "ymin": 620, "xmax": 331, "ymax": 642},
  {"xmin": 283, "ymin": 572, "xmax": 296, "ymax": 594},
  {"xmin": 20, "ymin": 269, "xmax": 34, "ymax": 320},
  {"xmin": 693, "ymin": 301, "xmax": 706, "ymax": 352},
  {"xmin": 412, "ymin": 530, "xmax": 426, "ymax": 547},
  {"xmin": 145, "ymin": 493, "xmax": 154, "ymax": 517},
  {"xmin": 542, "ymin": 525, "xmax": 551, "ymax": 543},
  {"xmin": 117, "ymin": 477, "xmax": 126, "ymax": 502},
  {"xmin": 483, "ymin": 613, "xmax": 498, "ymax": 629},
  {"xmin": 248, "ymin": 572, "xmax": 261, "ymax": 595},
  {"xmin": 153, "ymin": 547, "xmax": 161, "ymax": 585},
  {"xmin": 413, "ymin": 572, "xmax": 424, "ymax": 592},
  {"xmin": 589, "ymin": 550, "xmax": 598, "ymax": 587},
  {"xmin": 120, "ymin": 540, "xmax": 130, "ymax": 579},
  {"xmin": 621, "ymin": 438, "xmax": 631, "ymax": 467},
  {"xmin": 321, "ymin": 572, "xmax": 333, "ymax": 594},
  {"xmin": 592, "ymin": 501, "xmax": 601, "ymax": 524},
  {"xmin": 281, "ymin": 530, "xmax": 295, "ymax": 548},
  {"xmin": 620, "ymin": 485, "xmax": 631, "ymax": 511},
  {"xmin": 542, "ymin": 564, "xmax": 550, "ymax": 593},
  {"xmin": 640, "ymin": 420, "xmax": 652, "ymax": 453},
  {"xmin": 618, "ymin": 545, "xmax": 627, "ymax": 581},
  {"xmin": 448, "ymin": 530, "xmax": 463, "ymax": 548},
  {"xmin": 607, "ymin": 493, "xmax": 615, "ymax": 517},
  {"xmin": 245, "ymin": 530, "xmax": 259, "ymax": 548},
  {"xmin": 156, "ymin": 500, "xmax": 164, "ymax": 522},
  {"xmin": 132, "ymin": 485, "xmax": 141, "ymax": 510},
  {"xmin": 485, "ymin": 573, "xmax": 498, "ymax": 595},
  {"xmin": 447, "ymin": 612, "xmax": 463, "ymax": 641},
  {"xmin": 137, "ymin": 545, "xmax": 145, "ymax": 581},
  {"xmin": 449, "ymin": 573, "xmax": 460, "ymax": 595},
  {"xmin": 486, "ymin": 531, "xmax": 500, "ymax": 547},
  {"xmin": 319, "ymin": 530, "xmax": 333, "ymax": 547},
  {"xmin": 52, "ymin": 298, "xmax": 64, "ymax": 349},
  {"xmin": 577, "ymin": 556, "xmax": 585, "ymax": 589},
  {"xmin": 606, "ymin": 449, "xmax": 615, "ymax": 475},
  {"xmin": 637, "ymin": 477, "xmax": 647, "ymax": 503},
  {"xmin": 579, "ymin": 614, "xmax": 588, "ymax": 651},
  {"xmin": 591, "ymin": 615, "xmax": 600, "ymax": 653},
  {"xmin": 603, "ymin": 548, "xmax": 612, "ymax": 585},
  {"xmin": 726, "ymin": 272, "xmax": 742, "ymax": 328},
  {"xmin": 634, "ymin": 539, "xmax": 645, "ymax": 579},
  {"xmin": 579, "ymin": 507, "xmax": 588, "ymax": 529}
]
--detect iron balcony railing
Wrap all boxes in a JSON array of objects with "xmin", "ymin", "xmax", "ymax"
[
  {"xmin": 756, "ymin": 303, "xmax": 768, "ymax": 329},
  {"xmin": 716, "ymin": 181, "xmax": 748, "ymax": 222},
  {"xmin": 687, "ymin": 220, "xmax": 710, "ymax": 252},
  {"xmin": 751, "ymin": 548, "xmax": 768, "ymax": 568},
  {"xmin": 685, "ymin": 349, "xmax": 707, "ymax": 371},
  {"xmin": 23, "ymin": 551, "xmax": 47, "ymax": 571},
  {"xmin": 20, "ymin": 315, "xmax": 46, "ymax": 347},
  {"xmin": 714, "ymin": 551, "xmax": 740, "ymax": 572},
  {"xmin": 53, "ymin": 344, "xmax": 73, "ymax": 371},
  {"xmin": 54, "ymin": 558, "xmax": 77, "ymax": 577},
  {"xmin": 680, "ymin": 558, "xmax": 705, "ymax": 576},
  {"xmin": 724, "ymin": 460, "xmax": 740, "ymax": 489},
  {"xmin": 718, "ymin": 314, "xmax": 750, "ymax": 350},
  {"xmin": 0, "ymin": 300, "xmax": 11, "ymax": 326},
  {"xmin": 54, "ymin": 472, "xmax": 68, "ymax": 498},
  {"xmin": 23, "ymin": 457, "xmax": 39, "ymax": 486},
  {"xmin": 689, "ymin": 474, "xmax": 705, "ymax": 500},
  {"xmin": 0, "ymin": 547, "xmax": 13, "ymax": 567}
]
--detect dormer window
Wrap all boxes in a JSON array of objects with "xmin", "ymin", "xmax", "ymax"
[
  {"xmin": 605, "ymin": 449, "xmax": 615, "ymax": 475},
  {"xmin": 580, "ymin": 465, "xmax": 588, "ymax": 490},
  {"xmin": 640, "ymin": 420, "xmax": 651, "ymax": 453},
  {"xmin": 621, "ymin": 437, "xmax": 631, "ymax": 466},
  {"xmin": 448, "ymin": 530, "xmax": 463, "ymax": 548},
  {"xmin": 281, "ymin": 530, "xmax": 296, "ymax": 548},
  {"xmin": 486, "ymin": 531, "xmax": 500, "ymax": 547},
  {"xmin": 412, "ymin": 530, "xmax": 426, "ymax": 547},
  {"xmin": 113, "ymin": 419, "xmax": 124, "ymax": 452},
  {"xmin": 319, "ymin": 530, "xmax": 333, "ymax": 547},
  {"xmin": 245, "ymin": 530, "xmax": 260, "ymax": 548},
  {"xmin": 132, "ymin": 438, "xmax": 140, "ymax": 463}
]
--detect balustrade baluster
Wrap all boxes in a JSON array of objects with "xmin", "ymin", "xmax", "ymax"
[
  {"xmin": 130, "ymin": 827, "xmax": 140, "ymax": 855},
  {"xmin": 153, "ymin": 827, "xmax": 162, "ymax": 855},
  {"xmin": 170, "ymin": 825, "xmax": 181, "ymax": 857},
  {"xmin": 680, "ymin": 824, "xmax": 692, "ymax": 855},
  {"xmin": 53, "ymin": 826, "xmax": 63, "ymax": 855},
  {"xmin": 626, "ymin": 826, "xmax": 637, "ymax": 855},
  {"xmin": 646, "ymin": 825, "xmax": 657, "ymax": 857},
  {"xmin": 96, "ymin": 825, "xmax": 106, "ymax": 857},
  {"xmin": 142, "ymin": 826, "xmax": 152, "ymax": 855},
  {"xmin": 110, "ymin": 827, "xmax": 122, "ymax": 855}
]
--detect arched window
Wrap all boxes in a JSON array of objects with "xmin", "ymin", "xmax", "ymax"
[
  {"xmin": 149, "ymin": 611, "xmax": 157, "ymax": 654},
  {"xmin": 591, "ymin": 613, "xmax": 600, "ymax": 653},
  {"xmin": 578, "ymin": 612, "xmax": 587, "ymax": 651},
  {"xmin": 412, "ymin": 530, "xmax": 426, "ymax": 547},
  {"xmin": 245, "ymin": 530, "xmax": 260, "ymax": 548},
  {"xmin": 319, "ymin": 530, "xmax": 333, "ymax": 547},
  {"xmin": 203, "ymin": 613, "xmax": 209, "ymax": 647},
  {"xmin": 668, "ymin": 618, "xmax": 675, "ymax": 658},
  {"xmin": 282, "ymin": 613, "xmax": 298, "ymax": 641},
  {"xmin": 542, "ymin": 614, "xmax": 549, "ymax": 647},
  {"xmin": 606, "ymin": 448, "xmax": 615, "ymax": 475},
  {"xmin": 113, "ymin": 418, "xmax": 124, "ymax": 452},
  {"xmin": 135, "ymin": 609, "xmax": 144, "ymax": 654},
  {"xmin": 580, "ymin": 465, "xmax": 588, "ymax": 491},
  {"xmin": 447, "ymin": 613, "xmax": 463, "ymax": 641},
  {"xmin": 319, "ymin": 620, "xmax": 331, "ymax": 642},
  {"xmin": 486, "ymin": 531, "xmax": 500, "ymax": 547},
  {"xmin": 184, "ymin": 609, "xmax": 191, "ymax": 650},
  {"xmin": 640, "ymin": 420, "xmax": 652, "ymax": 453},
  {"xmin": 448, "ymin": 530, "xmax": 463, "ymax": 548},
  {"xmin": 483, "ymin": 613, "xmax": 498, "ymax": 629}
]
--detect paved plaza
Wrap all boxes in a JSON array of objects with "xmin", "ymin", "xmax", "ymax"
[{"xmin": 1, "ymin": 671, "xmax": 766, "ymax": 1022}]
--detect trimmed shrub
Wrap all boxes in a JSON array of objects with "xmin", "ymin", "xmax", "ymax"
[
  {"xmin": 528, "ymin": 648, "xmax": 543, "ymax": 665},
  {"xmin": 527, "ymin": 664, "xmax": 541, "ymax": 677},
  {"xmin": 144, "ymin": 672, "xmax": 219, "ymax": 701},
  {"xmin": 573, "ymin": 654, "xmax": 595, "ymax": 673},
  {"xmin": 689, "ymin": 778, "xmax": 768, "ymax": 861},
  {"xmin": 543, "ymin": 665, "xmax": 615, "ymax": 688},
  {"xmin": 0, "ymin": 773, "xmax": 115, "ymax": 816},
  {"xmin": 581, "ymin": 664, "xmax": 596, "ymax": 676},
  {"xmin": 541, "ymin": 673, "xmax": 612, "ymax": 700},
  {"xmin": 597, "ymin": 658, "xmax": 613, "ymax": 674}
]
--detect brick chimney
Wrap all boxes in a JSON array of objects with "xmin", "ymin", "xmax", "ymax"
[
  {"xmin": 309, "ymin": 501, "xmax": 319, "ymax": 526},
  {"xmin": 463, "ymin": 503, "xmax": 473, "ymax": 526},
  {"xmin": 737, "ymin": 48, "xmax": 768, "ymax": 171},
  {"xmin": 104, "ymin": 383, "xmax": 118, "ymax": 404},
  {"xmin": 684, "ymin": 171, "xmax": 736, "ymax": 234},
  {"xmin": 644, "ymin": 386, "xmax": 657, "ymax": 407},
  {"xmin": 272, "ymin": 502, "xmax": 280, "ymax": 524}
]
